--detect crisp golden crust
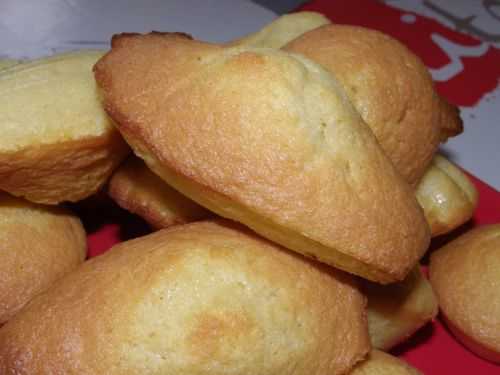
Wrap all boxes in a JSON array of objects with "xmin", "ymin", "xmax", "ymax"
[
  {"xmin": 429, "ymin": 225, "xmax": 500, "ymax": 363},
  {"xmin": 108, "ymin": 156, "xmax": 212, "ymax": 229},
  {"xmin": 227, "ymin": 11, "xmax": 331, "ymax": 49},
  {"xmin": 0, "ymin": 192, "xmax": 86, "ymax": 325},
  {"xmin": 284, "ymin": 24, "xmax": 458, "ymax": 185},
  {"xmin": 364, "ymin": 266, "xmax": 438, "ymax": 350},
  {"xmin": 0, "ymin": 220, "xmax": 370, "ymax": 375},
  {"xmin": 94, "ymin": 32, "xmax": 429, "ymax": 283},
  {"xmin": 0, "ymin": 50, "xmax": 130, "ymax": 204},
  {"xmin": 350, "ymin": 350, "xmax": 422, "ymax": 375},
  {"xmin": 416, "ymin": 155, "xmax": 478, "ymax": 237}
]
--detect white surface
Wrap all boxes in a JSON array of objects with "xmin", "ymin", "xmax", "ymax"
[
  {"xmin": 0, "ymin": 0, "xmax": 277, "ymax": 58},
  {"xmin": 440, "ymin": 86, "xmax": 500, "ymax": 191},
  {"xmin": 1, "ymin": 0, "xmax": 498, "ymax": 190},
  {"xmin": 389, "ymin": 0, "xmax": 500, "ymax": 48}
]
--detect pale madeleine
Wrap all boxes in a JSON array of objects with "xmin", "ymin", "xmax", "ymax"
[
  {"xmin": 108, "ymin": 156, "xmax": 212, "ymax": 229},
  {"xmin": 228, "ymin": 11, "xmax": 330, "ymax": 49},
  {"xmin": 350, "ymin": 350, "xmax": 422, "ymax": 375},
  {"xmin": 0, "ymin": 50, "xmax": 129, "ymax": 204},
  {"xmin": 430, "ymin": 224, "xmax": 500, "ymax": 363},
  {"xmin": 364, "ymin": 266, "xmax": 438, "ymax": 350},
  {"xmin": 416, "ymin": 154, "xmax": 478, "ymax": 236},
  {"xmin": 0, "ymin": 220, "xmax": 369, "ymax": 375}
]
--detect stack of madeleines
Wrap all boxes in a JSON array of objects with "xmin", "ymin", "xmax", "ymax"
[{"xmin": 0, "ymin": 11, "xmax": 496, "ymax": 374}]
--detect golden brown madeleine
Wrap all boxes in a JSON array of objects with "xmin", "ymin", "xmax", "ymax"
[
  {"xmin": 429, "ymin": 224, "xmax": 500, "ymax": 363},
  {"xmin": 350, "ymin": 350, "xmax": 422, "ymax": 375},
  {"xmin": 284, "ymin": 25, "xmax": 462, "ymax": 185},
  {"xmin": 227, "ymin": 11, "xmax": 331, "ymax": 49},
  {"xmin": 108, "ymin": 156, "xmax": 212, "ymax": 229},
  {"xmin": 0, "ymin": 50, "xmax": 130, "ymax": 204},
  {"xmin": 94, "ymin": 33, "xmax": 430, "ymax": 283},
  {"xmin": 0, "ymin": 220, "xmax": 369, "ymax": 375},
  {"xmin": 364, "ymin": 266, "xmax": 438, "ymax": 350},
  {"xmin": 0, "ymin": 192, "xmax": 86, "ymax": 325},
  {"xmin": 416, "ymin": 155, "xmax": 478, "ymax": 236}
]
